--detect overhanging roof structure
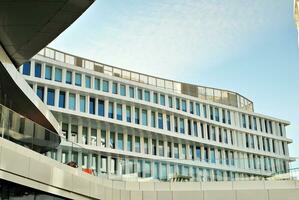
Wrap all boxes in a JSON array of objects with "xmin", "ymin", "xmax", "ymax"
[
  {"xmin": 0, "ymin": 0, "xmax": 94, "ymax": 134},
  {"xmin": 0, "ymin": 0, "xmax": 94, "ymax": 67}
]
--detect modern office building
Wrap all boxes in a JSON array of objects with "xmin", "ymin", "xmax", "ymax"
[{"xmin": 19, "ymin": 47, "xmax": 293, "ymax": 182}]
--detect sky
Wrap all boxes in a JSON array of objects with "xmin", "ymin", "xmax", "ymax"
[{"xmin": 49, "ymin": 0, "xmax": 299, "ymax": 167}]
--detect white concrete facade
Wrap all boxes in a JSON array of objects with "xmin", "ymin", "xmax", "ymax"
[{"xmin": 20, "ymin": 47, "xmax": 292, "ymax": 182}]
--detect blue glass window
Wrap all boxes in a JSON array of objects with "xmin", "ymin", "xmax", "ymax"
[
  {"xmin": 36, "ymin": 86, "xmax": 44, "ymax": 101},
  {"xmin": 211, "ymin": 148, "xmax": 216, "ymax": 163},
  {"xmin": 179, "ymin": 118, "xmax": 185, "ymax": 133},
  {"xmin": 69, "ymin": 93, "xmax": 76, "ymax": 110},
  {"xmin": 118, "ymin": 133, "xmax": 123, "ymax": 150},
  {"xmin": 94, "ymin": 78, "xmax": 100, "ymax": 90},
  {"xmin": 210, "ymin": 106, "xmax": 214, "ymax": 120},
  {"xmin": 98, "ymin": 100, "xmax": 105, "ymax": 116},
  {"xmin": 227, "ymin": 111, "xmax": 231, "ymax": 125},
  {"xmin": 45, "ymin": 65, "xmax": 52, "ymax": 80},
  {"xmin": 151, "ymin": 112, "xmax": 156, "ymax": 128},
  {"xmin": 117, "ymin": 104, "xmax": 122, "ymax": 120},
  {"xmin": 203, "ymin": 105, "xmax": 207, "ymax": 118},
  {"xmin": 22, "ymin": 62, "xmax": 31, "ymax": 75},
  {"xmin": 196, "ymin": 146, "xmax": 201, "ymax": 159},
  {"xmin": 85, "ymin": 75, "xmax": 91, "ymax": 88},
  {"xmin": 108, "ymin": 102, "xmax": 114, "ymax": 118},
  {"xmin": 120, "ymin": 85, "xmax": 126, "ymax": 96},
  {"xmin": 215, "ymin": 107, "xmax": 220, "ymax": 122},
  {"xmin": 166, "ymin": 115, "xmax": 171, "ymax": 131},
  {"xmin": 80, "ymin": 96, "xmax": 86, "ymax": 112},
  {"xmin": 158, "ymin": 113, "xmax": 163, "ymax": 129},
  {"xmin": 66, "ymin": 71, "xmax": 72, "ymax": 84},
  {"xmin": 75, "ymin": 73, "xmax": 82, "ymax": 86},
  {"xmin": 129, "ymin": 87, "xmax": 134, "ymax": 98},
  {"xmin": 153, "ymin": 93, "xmax": 158, "ymax": 104},
  {"xmin": 47, "ymin": 88, "xmax": 55, "ymax": 106},
  {"xmin": 142, "ymin": 109, "xmax": 147, "ymax": 126},
  {"xmin": 195, "ymin": 103, "xmax": 200, "ymax": 116},
  {"xmin": 89, "ymin": 97, "xmax": 95, "ymax": 114},
  {"xmin": 34, "ymin": 63, "xmax": 42, "ymax": 78},
  {"xmin": 160, "ymin": 94, "xmax": 165, "ymax": 106},
  {"xmin": 135, "ymin": 136, "xmax": 140, "ymax": 153},
  {"xmin": 137, "ymin": 89, "xmax": 142, "ymax": 100},
  {"xmin": 112, "ymin": 82, "xmax": 118, "ymax": 94},
  {"xmin": 135, "ymin": 108, "xmax": 140, "ymax": 124},
  {"xmin": 127, "ymin": 135, "xmax": 132, "ymax": 151},
  {"xmin": 102, "ymin": 80, "xmax": 109, "ymax": 92},
  {"xmin": 176, "ymin": 98, "xmax": 180, "ymax": 110},
  {"xmin": 182, "ymin": 100, "xmax": 187, "ymax": 112},
  {"xmin": 55, "ymin": 68, "xmax": 62, "ymax": 82},
  {"xmin": 144, "ymin": 90, "xmax": 150, "ymax": 102},
  {"xmin": 242, "ymin": 114, "xmax": 246, "ymax": 128},
  {"xmin": 190, "ymin": 102, "xmax": 194, "ymax": 114},
  {"xmin": 168, "ymin": 96, "xmax": 173, "ymax": 108},
  {"xmin": 59, "ymin": 91, "xmax": 65, "ymax": 108},
  {"xmin": 126, "ymin": 106, "xmax": 131, "ymax": 122}
]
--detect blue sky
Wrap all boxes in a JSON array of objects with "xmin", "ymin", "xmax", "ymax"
[{"xmin": 50, "ymin": 0, "xmax": 299, "ymax": 166}]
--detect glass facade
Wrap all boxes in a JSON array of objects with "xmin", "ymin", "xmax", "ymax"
[
  {"xmin": 75, "ymin": 73, "xmax": 82, "ymax": 86},
  {"xmin": 66, "ymin": 71, "xmax": 72, "ymax": 84},
  {"xmin": 55, "ymin": 68, "xmax": 62, "ymax": 82},
  {"xmin": 85, "ymin": 75, "xmax": 91, "ymax": 88},
  {"xmin": 47, "ymin": 88, "xmax": 55, "ymax": 106},
  {"xmin": 22, "ymin": 61, "xmax": 31, "ymax": 75},
  {"xmin": 34, "ymin": 62, "xmax": 42, "ymax": 78},
  {"xmin": 69, "ymin": 93, "xmax": 76, "ymax": 110},
  {"xmin": 36, "ymin": 86, "xmax": 44, "ymax": 101},
  {"xmin": 98, "ymin": 100, "xmax": 105, "ymax": 116},
  {"xmin": 59, "ymin": 91, "xmax": 65, "ymax": 108},
  {"xmin": 80, "ymin": 95, "xmax": 86, "ymax": 112},
  {"xmin": 45, "ymin": 65, "xmax": 52, "ymax": 80}
]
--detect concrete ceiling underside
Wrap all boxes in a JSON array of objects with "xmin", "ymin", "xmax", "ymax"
[{"xmin": 0, "ymin": 0, "xmax": 94, "ymax": 67}]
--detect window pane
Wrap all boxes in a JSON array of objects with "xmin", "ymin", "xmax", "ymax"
[
  {"xmin": 34, "ymin": 63, "xmax": 41, "ymax": 78},
  {"xmin": 144, "ymin": 90, "xmax": 150, "ymax": 102},
  {"xmin": 80, "ymin": 96, "xmax": 86, "ymax": 112},
  {"xmin": 69, "ymin": 93, "xmax": 76, "ymax": 110},
  {"xmin": 142, "ymin": 109, "xmax": 147, "ymax": 126},
  {"xmin": 129, "ymin": 87, "xmax": 134, "ymax": 98},
  {"xmin": 45, "ymin": 65, "xmax": 52, "ymax": 80},
  {"xmin": 66, "ymin": 71, "xmax": 72, "ymax": 84},
  {"xmin": 158, "ymin": 113, "xmax": 163, "ymax": 129},
  {"xmin": 160, "ymin": 94, "xmax": 165, "ymax": 106},
  {"xmin": 59, "ymin": 91, "xmax": 65, "ymax": 108},
  {"xmin": 36, "ymin": 86, "xmax": 44, "ymax": 101},
  {"xmin": 94, "ymin": 78, "xmax": 100, "ymax": 90},
  {"xmin": 98, "ymin": 100, "xmax": 105, "ymax": 116},
  {"xmin": 112, "ymin": 82, "xmax": 118, "ymax": 94},
  {"xmin": 47, "ymin": 88, "xmax": 55, "ymax": 106},
  {"xmin": 22, "ymin": 62, "xmax": 31, "ymax": 75},
  {"xmin": 75, "ymin": 73, "xmax": 82, "ymax": 86},
  {"xmin": 120, "ymin": 85, "xmax": 126, "ymax": 96},
  {"xmin": 108, "ymin": 102, "xmax": 114, "ymax": 118},
  {"xmin": 89, "ymin": 97, "xmax": 95, "ymax": 114},
  {"xmin": 85, "ymin": 75, "xmax": 91, "ymax": 88},
  {"xmin": 55, "ymin": 68, "xmax": 62, "ymax": 82},
  {"xmin": 117, "ymin": 104, "xmax": 122, "ymax": 120},
  {"xmin": 103, "ymin": 80, "xmax": 109, "ymax": 92},
  {"xmin": 126, "ymin": 106, "xmax": 131, "ymax": 122}
]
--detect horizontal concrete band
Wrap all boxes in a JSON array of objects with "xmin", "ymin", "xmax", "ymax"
[{"xmin": 1, "ymin": 138, "xmax": 299, "ymax": 200}]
